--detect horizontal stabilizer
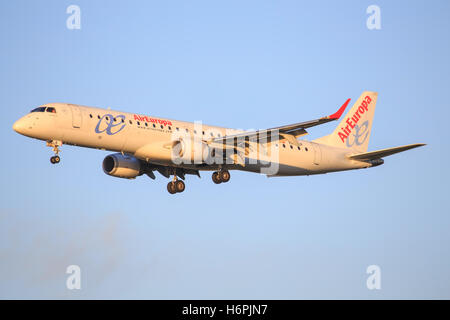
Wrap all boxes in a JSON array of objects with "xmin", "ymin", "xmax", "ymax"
[{"xmin": 347, "ymin": 143, "xmax": 426, "ymax": 161}]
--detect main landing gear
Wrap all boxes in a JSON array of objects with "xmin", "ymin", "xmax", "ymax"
[
  {"xmin": 212, "ymin": 170, "xmax": 230, "ymax": 184},
  {"xmin": 47, "ymin": 140, "xmax": 62, "ymax": 165},
  {"xmin": 167, "ymin": 173, "xmax": 185, "ymax": 194}
]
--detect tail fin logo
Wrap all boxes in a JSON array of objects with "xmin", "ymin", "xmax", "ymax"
[
  {"xmin": 346, "ymin": 120, "xmax": 369, "ymax": 147},
  {"xmin": 338, "ymin": 95, "xmax": 372, "ymax": 144}
]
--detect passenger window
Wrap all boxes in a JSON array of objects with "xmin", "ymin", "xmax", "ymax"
[
  {"xmin": 121, "ymin": 118, "xmax": 124, "ymax": 123},
  {"xmin": 129, "ymin": 120, "xmax": 132, "ymax": 124},
  {"xmin": 282, "ymin": 144, "xmax": 286, "ymax": 148},
  {"xmin": 137, "ymin": 121, "xmax": 140, "ymax": 125},
  {"xmin": 160, "ymin": 125, "xmax": 163, "ymax": 129},
  {"xmin": 305, "ymin": 147, "xmax": 308, "ymax": 151},
  {"xmin": 145, "ymin": 122, "xmax": 148, "ymax": 127},
  {"xmin": 98, "ymin": 115, "xmax": 100, "ymax": 119},
  {"xmin": 153, "ymin": 124, "xmax": 156, "ymax": 128},
  {"xmin": 176, "ymin": 127, "xmax": 179, "ymax": 131},
  {"xmin": 168, "ymin": 126, "xmax": 171, "ymax": 130},
  {"xmin": 297, "ymin": 146, "xmax": 300, "ymax": 150},
  {"xmin": 290, "ymin": 145, "xmax": 293, "ymax": 149},
  {"xmin": 89, "ymin": 114, "xmax": 93, "ymax": 118}
]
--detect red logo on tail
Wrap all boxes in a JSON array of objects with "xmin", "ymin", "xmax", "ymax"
[{"xmin": 338, "ymin": 96, "xmax": 372, "ymax": 143}]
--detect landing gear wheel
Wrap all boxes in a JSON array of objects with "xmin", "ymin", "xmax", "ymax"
[
  {"xmin": 212, "ymin": 172, "xmax": 221, "ymax": 184},
  {"xmin": 219, "ymin": 170, "xmax": 230, "ymax": 183},
  {"xmin": 167, "ymin": 181, "xmax": 177, "ymax": 194},
  {"xmin": 47, "ymin": 140, "xmax": 62, "ymax": 164},
  {"xmin": 175, "ymin": 180, "xmax": 185, "ymax": 193},
  {"xmin": 50, "ymin": 156, "xmax": 60, "ymax": 164}
]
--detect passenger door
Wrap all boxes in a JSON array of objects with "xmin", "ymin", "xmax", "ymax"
[
  {"xmin": 312, "ymin": 143, "xmax": 322, "ymax": 165},
  {"xmin": 71, "ymin": 106, "xmax": 82, "ymax": 128}
]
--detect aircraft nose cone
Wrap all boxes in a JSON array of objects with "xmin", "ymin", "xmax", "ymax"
[{"xmin": 13, "ymin": 119, "xmax": 25, "ymax": 134}]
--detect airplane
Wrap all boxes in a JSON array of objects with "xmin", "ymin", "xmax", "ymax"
[{"xmin": 13, "ymin": 91, "xmax": 425, "ymax": 194}]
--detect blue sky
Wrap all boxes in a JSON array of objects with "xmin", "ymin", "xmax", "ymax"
[{"xmin": 1, "ymin": 0, "xmax": 449, "ymax": 299}]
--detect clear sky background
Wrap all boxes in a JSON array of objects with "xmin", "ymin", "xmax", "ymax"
[{"xmin": 1, "ymin": 0, "xmax": 449, "ymax": 299}]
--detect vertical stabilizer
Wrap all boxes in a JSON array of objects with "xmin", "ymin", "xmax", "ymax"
[{"xmin": 314, "ymin": 91, "xmax": 378, "ymax": 153}]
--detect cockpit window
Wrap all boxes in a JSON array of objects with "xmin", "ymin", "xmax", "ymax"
[
  {"xmin": 30, "ymin": 106, "xmax": 56, "ymax": 113},
  {"xmin": 30, "ymin": 107, "xmax": 46, "ymax": 113}
]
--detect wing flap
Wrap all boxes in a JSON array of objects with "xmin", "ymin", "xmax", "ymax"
[{"xmin": 347, "ymin": 143, "xmax": 426, "ymax": 160}]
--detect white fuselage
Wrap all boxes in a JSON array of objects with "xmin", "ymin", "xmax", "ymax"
[{"xmin": 13, "ymin": 103, "xmax": 370, "ymax": 176}]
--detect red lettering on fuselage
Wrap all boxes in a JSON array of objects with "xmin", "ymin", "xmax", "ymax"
[{"xmin": 133, "ymin": 114, "xmax": 172, "ymax": 126}]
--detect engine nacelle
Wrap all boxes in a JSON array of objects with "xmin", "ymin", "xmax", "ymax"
[
  {"xmin": 172, "ymin": 138, "xmax": 213, "ymax": 164},
  {"xmin": 102, "ymin": 153, "xmax": 142, "ymax": 179}
]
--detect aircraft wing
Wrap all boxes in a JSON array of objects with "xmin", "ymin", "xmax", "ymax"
[
  {"xmin": 209, "ymin": 98, "xmax": 351, "ymax": 145},
  {"xmin": 347, "ymin": 143, "xmax": 426, "ymax": 161}
]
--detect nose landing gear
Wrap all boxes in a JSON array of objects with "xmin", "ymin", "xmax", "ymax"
[
  {"xmin": 47, "ymin": 140, "xmax": 62, "ymax": 165},
  {"xmin": 50, "ymin": 155, "xmax": 60, "ymax": 164},
  {"xmin": 212, "ymin": 170, "xmax": 230, "ymax": 184}
]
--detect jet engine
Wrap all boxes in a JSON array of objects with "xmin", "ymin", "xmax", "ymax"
[
  {"xmin": 102, "ymin": 153, "xmax": 142, "ymax": 179},
  {"xmin": 172, "ymin": 138, "xmax": 214, "ymax": 164}
]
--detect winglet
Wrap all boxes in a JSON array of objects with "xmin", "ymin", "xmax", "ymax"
[{"xmin": 328, "ymin": 98, "xmax": 351, "ymax": 120}]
